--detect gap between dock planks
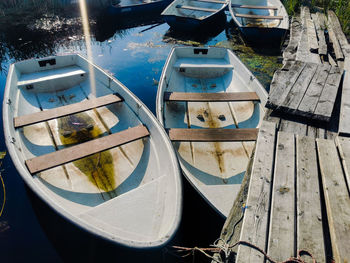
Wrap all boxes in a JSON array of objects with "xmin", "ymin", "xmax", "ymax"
[{"xmin": 317, "ymin": 139, "xmax": 350, "ymax": 263}]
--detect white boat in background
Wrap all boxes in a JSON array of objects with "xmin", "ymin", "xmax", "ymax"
[
  {"xmin": 229, "ymin": 0, "xmax": 289, "ymax": 45},
  {"xmin": 156, "ymin": 47, "xmax": 267, "ymax": 217},
  {"xmin": 3, "ymin": 54, "xmax": 182, "ymax": 248},
  {"xmin": 161, "ymin": 0, "xmax": 228, "ymax": 31}
]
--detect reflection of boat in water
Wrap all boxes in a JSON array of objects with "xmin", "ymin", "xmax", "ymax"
[
  {"xmin": 94, "ymin": 11, "xmax": 165, "ymax": 42},
  {"xmin": 156, "ymin": 47, "xmax": 267, "ymax": 217},
  {"xmin": 161, "ymin": 0, "xmax": 228, "ymax": 31},
  {"xmin": 3, "ymin": 54, "xmax": 182, "ymax": 248},
  {"xmin": 229, "ymin": 0, "xmax": 289, "ymax": 45},
  {"xmin": 107, "ymin": 0, "xmax": 173, "ymax": 15}
]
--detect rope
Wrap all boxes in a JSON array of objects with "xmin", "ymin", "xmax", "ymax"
[{"xmin": 170, "ymin": 240, "xmax": 317, "ymax": 263}]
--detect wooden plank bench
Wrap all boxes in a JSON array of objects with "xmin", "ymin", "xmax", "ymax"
[
  {"xmin": 231, "ymin": 4, "xmax": 277, "ymax": 10},
  {"xmin": 166, "ymin": 128, "xmax": 258, "ymax": 142},
  {"xmin": 14, "ymin": 93, "xmax": 123, "ymax": 128},
  {"xmin": 175, "ymin": 5, "xmax": 218, "ymax": 12},
  {"xmin": 164, "ymin": 92, "xmax": 260, "ymax": 102},
  {"xmin": 25, "ymin": 125, "xmax": 149, "ymax": 174},
  {"xmin": 235, "ymin": 13, "xmax": 283, "ymax": 20}
]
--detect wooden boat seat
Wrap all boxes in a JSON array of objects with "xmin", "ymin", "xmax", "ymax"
[
  {"xmin": 167, "ymin": 128, "xmax": 259, "ymax": 141},
  {"xmin": 231, "ymin": 4, "xmax": 278, "ymax": 10},
  {"xmin": 235, "ymin": 13, "xmax": 283, "ymax": 20},
  {"xmin": 25, "ymin": 125, "xmax": 149, "ymax": 174},
  {"xmin": 175, "ymin": 5, "xmax": 218, "ymax": 12},
  {"xmin": 14, "ymin": 94, "xmax": 123, "ymax": 128},
  {"xmin": 164, "ymin": 91, "xmax": 260, "ymax": 102},
  {"xmin": 192, "ymin": 0, "xmax": 226, "ymax": 4},
  {"xmin": 17, "ymin": 66, "xmax": 86, "ymax": 87}
]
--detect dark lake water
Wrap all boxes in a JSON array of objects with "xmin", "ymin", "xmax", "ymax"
[{"xmin": 0, "ymin": 4, "xmax": 282, "ymax": 262}]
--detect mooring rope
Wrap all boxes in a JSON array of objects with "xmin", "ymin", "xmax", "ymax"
[{"xmin": 170, "ymin": 239, "xmax": 317, "ymax": 263}]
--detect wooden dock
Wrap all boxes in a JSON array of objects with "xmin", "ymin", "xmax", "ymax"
[{"xmin": 214, "ymin": 6, "xmax": 350, "ymax": 263}]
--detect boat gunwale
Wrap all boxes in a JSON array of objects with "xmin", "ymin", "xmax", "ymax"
[{"xmin": 3, "ymin": 53, "xmax": 183, "ymax": 249}]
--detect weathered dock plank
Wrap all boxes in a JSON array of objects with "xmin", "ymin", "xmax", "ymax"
[
  {"xmin": 311, "ymin": 13, "xmax": 327, "ymax": 56},
  {"xmin": 327, "ymin": 16, "xmax": 345, "ymax": 62},
  {"xmin": 283, "ymin": 17, "xmax": 302, "ymax": 62},
  {"xmin": 313, "ymin": 66, "xmax": 343, "ymax": 121},
  {"xmin": 298, "ymin": 64, "xmax": 331, "ymax": 115},
  {"xmin": 336, "ymin": 137, "xmax": 350, "ymax": 194},
  {"xmin": 328, "ymin": 11, "xmax": 350, "ymax": 57},
  {"xmin": 283, "ymin": 62, "xmax": 318, "ymax": 111},
  {"xmin": 296, "ymin": 7, "xmax": 321, "ymax": 64},
  {"xmin": 339, "ymin": 59, "xmax": 350, "ymax": 136},
  {"xmin": 267, "ymin": 61, "xmax": 306, "ymax": 109},
  {"xmin": 267, "ymin": 132, "xmax": 295, "ymax": 261},
  {"xmin": 296, "ymin": 136, "xmax": 326, "ymax": 263},
  {"xmin": 236, "ymin": 121, "xmax": 276, "ymax": 263},
  {"xmin": 307, "ymin": 18, "xmax": 318, "ymax": 53},
  {"xmin": 317, "ymin": 139, "xmax": 350, "ymax": 263},
  {"xmin": 280, "ymin": 119, "xmax": 308, "ymax": 136}
]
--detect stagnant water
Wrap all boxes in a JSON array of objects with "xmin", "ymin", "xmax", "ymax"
[{"xmin": 0, "ymin": 4, "xmax": 282, "ymax": 262}]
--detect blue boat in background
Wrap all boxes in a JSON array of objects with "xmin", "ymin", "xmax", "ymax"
[
  {"xmin": 161, "ymin": 0, "xmax": 228, "ymax": 31},
  {"xmin": 107, "ymin": 0, "xmax": 173, "ymax": 15}
]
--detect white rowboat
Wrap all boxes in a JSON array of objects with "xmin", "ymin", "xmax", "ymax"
[
  {"xmin": 3, "ymin": 54, "xmax": 182, "ymax": 248},
  {"xmin": 156, "ymin": 47, "xmax": 267, "ymax": 217}
]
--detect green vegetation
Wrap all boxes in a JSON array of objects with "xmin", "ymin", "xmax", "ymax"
[{"xmin": 283, "ymin": 0, "xmax": 350, "ymax": 35}]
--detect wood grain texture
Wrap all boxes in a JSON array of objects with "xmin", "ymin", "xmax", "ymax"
[
  {"xmin": 312, "ymin": 13, "xmax": 327, "ymax": 56},
  {"xmin": 283, "ymin": 17, "xmax": 302, "ymax": 62},
  {"xmin": 328, "ymin": 11, "xmax": 350, "ymax": 57},
  {"xmin": 164, "ymin": 91, "xmax": 260, "ymax": 102},
  {"xmin": 336, "ymin": 137, "xmax": 350, "ymax": 196},
  {"xmin": 317, "ymin": 139, "xmax": 350, "ymax": 263},
  {"xmin": 296, "ymin": 135, "xmax": 326, "ymax": 263},
  {"xmin": 167, "ymin": 128, "xmax": 258, "ymax": 141},
  {"xmin": 231, "ymin": 4, "xmax": 277, "ymax": 9},
  {"xmin": 282, "ymin": 62, "xmax": 318, "ymax": 111},
  {"xmin": 26, "ymin": 125, "xmax": 149, "ymax": 174},
  {"xmin": 297, "ymin": 64, "xmax": 331, "ymax": 115},
  {"xmin": 306, "ymin": 18, "xmax": 318, "ymax": 53},
  {"xmin": 176, "ymin": 5, "xmax": 217, "ymax": 12},
  {"xmin": 267, "ymin": 61, "xmax": 306, "ymax": 109},
  {"xmin": 235, "ymin": 13, "xmax": 283, "ymax": 20},
  {"xmin": 313, "ymin": 66, "xmax": 343, "ymax": 121},
  {"xmin": 267, "ymin": 132, "xmax": 295, "ymax": 261},
  {"xmin": 14, "ymin": 94, "xmax": 123, "ymax": 128},
  {"xmin": 327, "ymin": 17, "xmax": 345, "ymax": 61},
  {"xmin": 236, "ymin": 121, "xmax": 276, "ymax": 263},
  {"xmin": 339, "ymin": 59, "xmax": 350, "ymax": 136}
]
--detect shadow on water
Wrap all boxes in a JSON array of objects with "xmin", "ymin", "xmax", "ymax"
[{"xmin": 27, "ymin": 177, "xmax": 225, "ymax": 263}]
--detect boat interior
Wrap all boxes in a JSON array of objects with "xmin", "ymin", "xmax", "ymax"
[
  {"xmin": 163, "ymin": 0, "xmax": 227, "ymax": 19},
  {"xmin": 159, "ymin": 48, "xmax": 266, "ymax": 216},
  {"xmin": 230, "ymin": 0, "xmax": 286, "ymax": 28},
  {"xmin": 7, "ymin": 55, "xmax": 179, "ymax": 244}
]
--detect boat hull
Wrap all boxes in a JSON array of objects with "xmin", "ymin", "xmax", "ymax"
[
  {"xmin": 156, "ymin": 47, "xmax": 268, "ymax": 217},
  {"xmin": 107, "ymin": 0, "xmax": 172, "ymax": 15},
  {"xmin": 3, "ymin": 54, "xmax": 182, "ymax": 249},
  {"xmin": 239, "ymin": 26, "xmax": 287, "ymax": 45},
  {"xmin": 163, "ymin": 8, "xmax": 226, "ymax": 31}
]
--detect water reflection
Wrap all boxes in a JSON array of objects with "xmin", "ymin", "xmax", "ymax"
[{"xmin": 0, "ymin": 1, "xmax": 283, "ymax": 262}]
